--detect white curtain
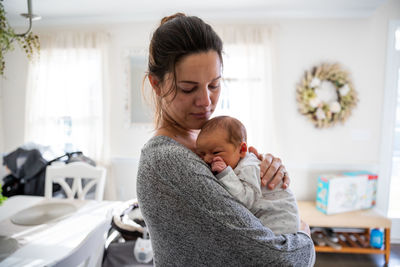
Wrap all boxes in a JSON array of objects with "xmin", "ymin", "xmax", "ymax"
[
  {"xmin": 25, "ymin": 31, "xmax": 116, "ymax": 200},
  {"xmin": 25, "ymin": 32, "xmax": 110, "ymax": 164},
  {"xmin": 213, "ymin": 25, "xmax": 276, "ymax": 153}
]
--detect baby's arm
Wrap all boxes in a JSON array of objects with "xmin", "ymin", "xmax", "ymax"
[{"xmin": 215, "ymin": 159, "xmax": 262, "ymax": 210}]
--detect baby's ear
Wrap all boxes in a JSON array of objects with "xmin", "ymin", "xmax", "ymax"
[{"xmin": 239, "ymin": 142, "xmax": 247, "ymax": 158}]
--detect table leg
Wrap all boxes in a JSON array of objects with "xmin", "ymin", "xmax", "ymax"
[{"xmin": 385, "ymin": 228, "xmax": 391, "ymax": 265}]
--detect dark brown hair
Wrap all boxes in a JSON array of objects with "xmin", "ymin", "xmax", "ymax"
[
  {"xmin": 147, "ymin": 13, "xmax": 223, "ymax": 127},
  {"xmin": 199, "ymin": 116, "xmax": 247, "ymax": 146}
]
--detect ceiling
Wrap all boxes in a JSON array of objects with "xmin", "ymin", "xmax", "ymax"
[{"xmin": 3, "ymin": 0, "xmax": 388, "ymax": 27}]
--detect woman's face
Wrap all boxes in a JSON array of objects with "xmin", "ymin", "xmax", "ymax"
[{"xmin": 160, "ymin": 51, "xmax": 222, "ymax": 130}]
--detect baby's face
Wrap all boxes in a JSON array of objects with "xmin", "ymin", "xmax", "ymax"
[{"xmin": 196, "ymin": 128, "xmax": 242, "ymax": 169}]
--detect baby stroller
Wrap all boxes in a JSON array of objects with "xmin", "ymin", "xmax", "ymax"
[
  {"xmin": 2, "ymin": 147, "xmax": 95, "ymax": 197},
  {"xmin": 102, "ymin": 199, "xmax": 153, "ymax": 267}
]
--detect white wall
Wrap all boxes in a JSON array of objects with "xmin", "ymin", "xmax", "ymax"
[
  {"xmin": 272, "ymin": 18, "xmax": 383, "ymax": 199},
  {"xmin": 1, "ymin": 49, "xmax": 29, "ymax": 154},
  {"xmin": 1, "ymin": 0, "xmax": 399, "ymax": 202},
  {"xmin": 106, "ymin": 23, "xmax": 156, "ymax": 160},
  {"xmin": 271, "ymin": 1, "xmax": 400, "ymax": 201}
]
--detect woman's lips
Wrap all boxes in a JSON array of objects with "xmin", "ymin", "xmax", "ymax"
[{"xmin": 191, "ymin": 111, "xmax": 211, "ymax": 119}]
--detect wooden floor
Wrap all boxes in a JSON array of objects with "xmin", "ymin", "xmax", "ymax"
[{"xmin": 315, "ymin": 244, "xmax": 400, "ymax": 267}]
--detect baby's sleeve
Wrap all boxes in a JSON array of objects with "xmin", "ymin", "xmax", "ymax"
[{"xmin": 216, "ymin": 165, "xmax": 262, "ymax": 210}]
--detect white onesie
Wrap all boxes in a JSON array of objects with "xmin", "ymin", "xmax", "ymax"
[{"xmin": 216, "ymin": 152, "xmax": 300, "ymax": 234}]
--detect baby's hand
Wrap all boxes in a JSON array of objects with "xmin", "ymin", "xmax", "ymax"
[{"xmin": 211, "ymin": 156, "xmax": 227, "ymax": 173}]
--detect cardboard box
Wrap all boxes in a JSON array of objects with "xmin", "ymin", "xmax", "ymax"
[{"xmin": 316, "ymin": 171, "xmax": 378, "ymax": 215}]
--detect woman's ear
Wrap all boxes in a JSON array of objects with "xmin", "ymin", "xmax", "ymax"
[
  {"xmin": 148, "ymin": 74, "xmax": 161, "ymax": 96},
  {"xmin": 239, "ymin": 142, "xmax": 247, "ymax": 158}
]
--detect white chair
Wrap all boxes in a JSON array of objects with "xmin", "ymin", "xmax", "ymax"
[{"xmin": 45, "ymin": 162, "xmax": 107, "ymax": 201}]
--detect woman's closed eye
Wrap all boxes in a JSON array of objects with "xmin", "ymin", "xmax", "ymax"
[
  {"xmin": 208, "ymin": 83, "xmax": 220, "ymax": 90},
  {"xmin": 179, "ymin": 86, "xmax": 196, "ymax": 94}
]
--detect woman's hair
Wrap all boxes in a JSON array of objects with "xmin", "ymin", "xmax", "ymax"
[
  {"xmin": 147, "ymin": 13, "xmax": 223, "ymax": 128},
  {"xmin": 199, "ymin": 116, "xmax": 247, "ymax": 146}
]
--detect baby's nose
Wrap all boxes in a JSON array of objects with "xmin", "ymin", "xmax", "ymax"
[{"xmin": 204, "ymin": 154, "xmax": 213, "ymax": 164}]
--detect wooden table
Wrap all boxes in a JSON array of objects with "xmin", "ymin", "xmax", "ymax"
[{"xmin": 298, "ymin": 201, "xmax": 392, "ymax": 265}]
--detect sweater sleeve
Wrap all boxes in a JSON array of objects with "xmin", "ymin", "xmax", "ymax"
[
  {"xmin": 216, "ymin": 165, "xmax": 262, "ymax": 210},
  {"xmin": 137, "ymin": 137, "xmax": 315, "ymax": 267}
]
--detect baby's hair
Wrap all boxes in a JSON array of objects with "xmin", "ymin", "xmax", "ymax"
[{"xmin": 199, "ymin": 116, "xmax": 247, "ymax": 146}]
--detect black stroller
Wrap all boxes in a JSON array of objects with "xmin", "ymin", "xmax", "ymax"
[{"xmin": 1, "ymin": 147, "xmax": 95, "ymax": 197}]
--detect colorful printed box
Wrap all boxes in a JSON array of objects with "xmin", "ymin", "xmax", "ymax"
[{"xmin": 316, "ymin": 171, "xmax": 378, "ymax": 215}]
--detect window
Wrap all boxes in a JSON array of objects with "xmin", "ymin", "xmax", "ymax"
[
  {"xmin": 213, "ymin": 26, "xmax": 274, "ymax": 152},
  {"xmin": 25, "ymin": 33, "xmax": 109, "ymax": 161}
]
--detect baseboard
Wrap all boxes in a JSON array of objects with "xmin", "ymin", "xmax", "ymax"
[
  {"xmin": 390, "ymin": 217, "xmax": 400, "ymax": 244},
  {"xmin": 391, "ymin": 238, "xmax": 400, "ymax": 244}
]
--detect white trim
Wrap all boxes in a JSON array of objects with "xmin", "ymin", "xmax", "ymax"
[
  {"xmin": 392, "ymin": 218, "xmax": 400, "ymax": 244},
  {"xmin": 378, "ymin": 21, "xmax": 400, "ymax": 218}
]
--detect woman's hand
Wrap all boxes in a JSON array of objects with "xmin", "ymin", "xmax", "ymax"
[
  {"xmin": 300, "ymin": 220, "xmax": 311, "ymax": 236},
  {"xmin": 248, "ymin": 146, "xmax": 290, "ymax": 190}
]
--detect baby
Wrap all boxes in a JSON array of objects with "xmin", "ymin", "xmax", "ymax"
[{"xmin": 196, "ymin": 116, "xmax": 300, "ymax": 234}]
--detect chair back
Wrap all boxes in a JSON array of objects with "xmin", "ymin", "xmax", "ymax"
[{"xmin": 45, "ymin": 162, "xmax": 106, "ymax": 201}]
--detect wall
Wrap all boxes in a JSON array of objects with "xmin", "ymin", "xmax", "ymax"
[
  {"xmin": 272, "ymin": 17, "xmax": 382, "ymax": 199},
  {"xmin": 1, "ymin": 0, "xmax": 399, "ymax": 201},
  {"xmin": 2, "ymin": 49, "xmax": 28, "ymax": 154},
  {"xmin": 271, "ymin": 0, "xmax": 400, "ymax": 201}
]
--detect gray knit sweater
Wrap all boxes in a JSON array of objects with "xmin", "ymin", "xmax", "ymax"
[{"xmin": 137, "ymin": 136, "xmax": 315, "ymax": 267}]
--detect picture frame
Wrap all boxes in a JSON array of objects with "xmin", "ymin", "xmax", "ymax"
[{"xmin": 123, "ymin": 48, "xmax": 152, "ymax": 127}]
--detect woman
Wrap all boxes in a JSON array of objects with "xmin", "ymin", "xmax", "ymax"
[{"xmin": 137, "ymin": 13, "xmax": 315, "ymax": 266}]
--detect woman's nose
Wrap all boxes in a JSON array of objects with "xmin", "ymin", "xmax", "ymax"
[{"xmin": 195, "ymin": 86, "xmax": 211, "ymax": 107}]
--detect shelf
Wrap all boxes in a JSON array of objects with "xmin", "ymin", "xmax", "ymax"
[
  {"xmin": 298, "ymin": 201, "xmax": 391, "ymax": 229},
  {"xmin": 315, "ymin": 246, "xmax": 386, "ymax": 254},
  {"xmin": 312, "ymin": 229, "xmax": 386, "ymax": 255},
  {"xmin": 298, "ymin": 201, "xmax": 391, "ymax": 265}
]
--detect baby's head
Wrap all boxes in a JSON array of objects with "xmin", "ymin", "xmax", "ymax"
[{"xmin": 196, "ymin": 116, "xmax": 247, "ymax": 169}]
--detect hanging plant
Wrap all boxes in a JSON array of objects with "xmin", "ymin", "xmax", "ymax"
[
  {"xmin": 0, "ymin": 0, "xmax": 40, "ymax": 75},
  {"xmin": 296, "ymin": 63, "xmax": 358, "ymax": 128},
  {"xmin": 0, "ymin": 185, "xmax": 6, "ymax": 205}
]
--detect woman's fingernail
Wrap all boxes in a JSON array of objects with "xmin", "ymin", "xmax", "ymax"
[{"xmin": 269, "ymin": 183, "xmax": 274, "ymax": 189}]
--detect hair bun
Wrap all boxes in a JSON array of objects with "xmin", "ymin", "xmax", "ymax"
[{"xmin": 160, "ymin": 12, "xmax": 186, "ymax": 25}]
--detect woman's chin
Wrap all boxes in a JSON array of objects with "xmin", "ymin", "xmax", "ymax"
[{"xmin": 188, "ymin": 118, "xmax": 209, "ymax": 130}]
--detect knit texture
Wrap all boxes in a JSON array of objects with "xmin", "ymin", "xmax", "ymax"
[{"xmin": 137, "ymin": 136, "xmax": 315, "ymax": 267}]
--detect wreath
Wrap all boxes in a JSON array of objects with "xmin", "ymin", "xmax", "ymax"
[{"xmin": 296, "ymin": 63, "xmax": 358, "ymax": 128}]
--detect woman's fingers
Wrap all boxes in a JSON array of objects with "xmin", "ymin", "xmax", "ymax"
[
  {"xmin": 262, "ymin": 156, "xmax": 282, "ymax": 188},
  {"xmin": 251, "ymin": 150, "xmax": 291, "ymax": 189},
  {"xmin": 266, "ymin": 165, "xmax": 285, "ymax": 190},
  {"xmin": 248, "ymin": 146, "xmax": 260, "ymax": 159},
  {"xmin": 282, "ymin": 171, "xmax": 290, "ymax": 189},
  {"xmin": 300, "ymin": 220, "xmax": 311, "ymax": 236},
  {"xmin": 260, "ymin": 154, "xmax": 273, "ymax": 186}
]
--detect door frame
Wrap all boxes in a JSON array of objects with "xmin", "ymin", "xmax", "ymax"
[{"xmin": 378, "ymin": 20, "xmax": 400, "ymax": 242}]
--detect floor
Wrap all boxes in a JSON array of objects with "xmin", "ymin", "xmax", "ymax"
[{"xmin": 315, "ymin": 244, "xmax": 400, "ymax": 267}]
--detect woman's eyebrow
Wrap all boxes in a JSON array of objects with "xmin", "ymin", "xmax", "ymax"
[{"xmin": 178, "ymin": 76, "xmax": 222, "ymax": 84}]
